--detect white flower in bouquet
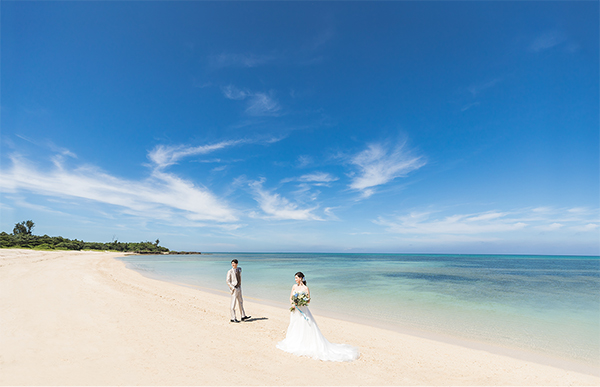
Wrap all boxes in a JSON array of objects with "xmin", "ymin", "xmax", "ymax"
[{"xmin": 290, "ymin": 292, "xmax": 310, "ymax": 311}]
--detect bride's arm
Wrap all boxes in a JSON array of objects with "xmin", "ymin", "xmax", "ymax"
[
  {"xmin": 289, "ymin": 285, "xmax": 296, "ymax": 305},
  {"xmin": 306, "ymin": 286, "xmax": 310, "ymax": 303}
]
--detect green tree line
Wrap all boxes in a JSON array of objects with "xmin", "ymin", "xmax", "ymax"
[{"xmin": 1, "ymin": 220, "xmax": 169, "ymax": 253}]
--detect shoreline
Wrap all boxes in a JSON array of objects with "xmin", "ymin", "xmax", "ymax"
[
  {"xmin": 120, "ymin": 253, "xmax": 600, "ymax": 374},
  {"xmin": 1, "ymin": 248, "xmax": 599, "ymax": 385},
  {"xmin": 147, "ymin": 269, "xmax": 600, "ymax": 377}
]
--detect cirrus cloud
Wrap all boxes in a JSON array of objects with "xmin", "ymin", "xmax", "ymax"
[
  {"xmin": 209, "ymin": 52, "xmax": 276, "ymax": 68},
  {"xmin": 530, "ymin": 31, "xmax": 567, "ymax": 52},
  {"xmin": 350, "ymin": 141, "xmax": 426, "ymax": 198},
  {"xmin": 374, "ymin": 207, "xmax": 599, "ymax": 240},
  {"xmin": 148, "ymin": 140, "xmax": 244, "ymax": 170},
  {"xmin": 0, "ymin": 153, "xmax": 238, "ymax": 224},
  {"xmin": 222, "ymin": 85, "xmax": 282, "ymax": 117},
  {"xmin": 281, "ymin": 172, "xmax": 338, "ymax": 186},
  {"xmin": 248, "ymin": 178, "xmax": 322, "ymax": 221}
]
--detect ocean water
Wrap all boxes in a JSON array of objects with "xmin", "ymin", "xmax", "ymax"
[{"xmin": 118, "ymin": 253, "xmax": 600, "ymax": 366}]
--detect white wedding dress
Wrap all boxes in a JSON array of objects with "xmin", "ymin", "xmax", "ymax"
[{"xmin": 276, "ymin": 295, "xmax": 359, "ymax": 362}]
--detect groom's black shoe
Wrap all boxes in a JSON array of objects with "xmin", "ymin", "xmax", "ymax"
[
  {"xmin": 241, "ymin": 315, "xmax": 251, "ymax": 321},
  {"xmin": 230, "ymin": 319, "xmax": 240, "ymax": 323}
]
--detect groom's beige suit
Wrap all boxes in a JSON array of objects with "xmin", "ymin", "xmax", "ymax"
[{"xmin": 226, "ymin": 267, "xmax": 246, "ymax": 320}]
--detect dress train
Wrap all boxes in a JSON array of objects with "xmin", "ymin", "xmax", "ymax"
[{"xmin": 276, "ymin": 305, "xmax": 359, "ymax": 362}]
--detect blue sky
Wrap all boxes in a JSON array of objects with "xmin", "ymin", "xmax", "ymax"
[{"xmin": 1, "ymin": 2, "xmax": 598, "ymax": 255}]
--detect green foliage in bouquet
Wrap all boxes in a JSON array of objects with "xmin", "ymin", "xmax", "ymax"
[{"xmin": 290, "ymin": 292, "xmax": 310, "ymax": 311}]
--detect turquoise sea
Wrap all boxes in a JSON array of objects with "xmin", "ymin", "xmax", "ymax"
[{"xmin": 118, "ymin": 253, "xmax": 600, "ymax": 368}]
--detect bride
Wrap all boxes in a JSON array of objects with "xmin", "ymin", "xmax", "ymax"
[{"xmin": 276, "ymin": 272, "xmax": 359, "ymax": 361}]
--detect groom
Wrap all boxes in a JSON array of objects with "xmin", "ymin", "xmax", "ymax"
[{"xmin": 226, "ymin": 259, "xmax": 250, "ymax": 323}]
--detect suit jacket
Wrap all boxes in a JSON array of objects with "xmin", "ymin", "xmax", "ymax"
[{"xmin": 226, "ymin": 267, "xmax": 241, "ymax": 294}]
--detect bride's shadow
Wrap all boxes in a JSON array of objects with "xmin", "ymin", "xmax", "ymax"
[{"xmin": 243, "ymin": 317, "xmax": 268, "ymax": 323}]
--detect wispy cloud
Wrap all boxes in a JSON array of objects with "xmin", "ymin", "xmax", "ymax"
[
  {"xmin": 47, "ymin": 141, "xmax": 78, "ymax": 159},
  {"xmin": 281, "ymin": 172, "xmax": 338, "ymax": 185},
  {"xmin": 375, "ymin": 207, "xmax": 599, "ymax": 238},
  {"xmin": 349, "ymin": 141, "xmax": 425, "ymax": 198},
  {"xmin": 248, "ymin": 178, "xmax": 322, "ymax": 221},
  {"xmin": 298, "ymin": 172, "xmax": 337, "ymax": 183},
  {"xmin": 148, "ymin": 140, "xmax": 243, "ymax": 170},
  {"xmin": 210, "ymin": 28, "xmax": 333, "ymax": 70},
  {"xmin": 536, "ymin": 222, "xmax": 563, "ymax": 231},
  {"xmin": 467, "ymin": 78, "xmax": 502, "ymax": 97},
  {"xmin": 375, "ymin": 210, "xmax": 526, "ymax": 235},
  {"xmin": 294, "ymin": 27, "xmax": 335, "ymax": 66},
  {"xmin": 310, "ymin": 28, "xmax": 335, "ymax": 51},
  {"xmin": 296, "ymin": 155, "xmax": 313, "ymax": 168},
  {"xmin": 222, "ymin": 85, "xmax": 282, "ymax": 117},
  {"xmin": 0, "ymin": 153, "xmax": 238, "ymax": 224},
  {"xmin": 209, "ymin": 52, "xmax": 275, "ymax": 68},
  {"xmin": 246, "ymin": 92, "xmax": 281, "ymax": 116},
  {"xmin": 530, "ymin": 31, "xmax": 567, "ymax": 52},
  {"xmin": 3, "ymin": 194, "xmax": 68, "ymax": 216},
  {"xmin": 222, "ymin": 85, "xmax": 249, "ymax": 100},
  {"xmin": 211, "ymin": 165, "xmax": 227, "ymax": 173},
  {"xmin": 572, "ymin": 223, "xmax": 599, "ymax": 232},
  {"xmin": 461, "ymin": 102, "xmax": 480, "ymax": 112}
]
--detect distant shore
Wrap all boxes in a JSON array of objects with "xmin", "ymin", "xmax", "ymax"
[
  {"xmin": 126, "ymin": 250, "xmax": 203, "ymax": 255},
  {"xmin": 1, "ymin": 248, "xmax": 598, "ymax": 386}
]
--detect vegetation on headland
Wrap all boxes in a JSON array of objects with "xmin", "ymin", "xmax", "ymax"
[{"xmin": 0, "ymin": 220, "xmax": 191, "ymax": 254}]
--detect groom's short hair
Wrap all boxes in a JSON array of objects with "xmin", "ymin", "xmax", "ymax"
[{"xmin": 231, "ymin": 259, "xmax": 238, "ymax": 264}]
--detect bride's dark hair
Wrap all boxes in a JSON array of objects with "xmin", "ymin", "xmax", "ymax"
[{"xmin": 295, "ymin": 271, "xmax": 307, "ymax": 285}]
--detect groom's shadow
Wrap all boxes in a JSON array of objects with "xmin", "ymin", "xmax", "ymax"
[{"xmin": 243, "ymin": 317, "xmax": 268, "ymax": 323}]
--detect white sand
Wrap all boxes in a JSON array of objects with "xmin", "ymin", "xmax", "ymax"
[{"xmin": 1, "ymin": 249, "xmax": 598, "ymax": 386}]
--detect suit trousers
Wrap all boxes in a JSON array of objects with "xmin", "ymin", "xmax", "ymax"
[{"xmin": 230, "ymin": 287, "xmax": 246, "ymax": 320}]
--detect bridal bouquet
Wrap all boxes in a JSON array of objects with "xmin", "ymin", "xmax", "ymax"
[{"xmin": 290, "ymin": 293, "xmax": 310, "ymax": 311}]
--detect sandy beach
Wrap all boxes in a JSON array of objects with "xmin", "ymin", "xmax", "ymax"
[{"xmin": 1, "ymin": 249, "xmax": 598, "ymax": 386}]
